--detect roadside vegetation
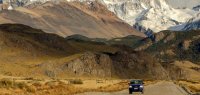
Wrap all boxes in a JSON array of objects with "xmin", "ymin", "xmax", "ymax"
[
  {"xmin": 0, "ymin": 78, "xmax": 160, "ymax": 95},
  {"xmin": 176, "ymin": 80, "xmax": 200, "ymax": 94}
]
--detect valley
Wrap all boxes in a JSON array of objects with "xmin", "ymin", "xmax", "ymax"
[
  {"xmin": 0, "ymin": 0, "xmax": 199, "ymax": 95},
  {"xmin": 0, "ymin": 23, "xmax": 199, "ymax": 95}
]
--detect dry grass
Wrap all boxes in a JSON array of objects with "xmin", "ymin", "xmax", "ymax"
[
  {"xmin": 74, "ymin": 79, "xmax": 158, "ymax": 93},
  {"xmin": 177, "ymin": 80, "xmax": 200, "ymax": 94},
  {"xmin": 0, "ymin": 78, "xmax": 161, "ymax": 95},
  {"xmin": 69, "ymin": 79, "xmax": 83, "ymax": 84},
  {"xmin": 0, "ymin": 78, "xmax": 27, "ymax": 89},
  {"xmin": 97, "ymin": 80, "xmax": 128, "ymax": 92}
]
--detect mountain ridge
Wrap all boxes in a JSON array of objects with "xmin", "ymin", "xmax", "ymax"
[
  {"xmin": 1, "ymin": 0, "xmax": 199, "ymax": 34},
  {"xmin": 0, "ymin": 1, "xmax": 145, "ymax": 38},
  {"xmin": 0, "ymin": 23, "xmax": 168, "ymax": 79}
]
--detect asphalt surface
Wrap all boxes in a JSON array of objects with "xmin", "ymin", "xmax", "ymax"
[{"xmin": 76, "ymin": 81, "xmax": 188, "ymax": 95}]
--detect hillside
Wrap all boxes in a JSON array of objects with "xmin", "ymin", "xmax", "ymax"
[
  {"xmin": 135, "ymin": 30, "xmax": 200, "ymax": 63},
  {"xmin": 0, "ymin": 23, "xmax": 119, "ymax": 78},
  {"xmin": 0, "ymin": 23, "xmax": 169, "ymax": 80},
  {"xmin": 134, "ymin": 30, "xmax": 200, "ymax": 81},
  {"xmin": 1, "ymin": 0, "xmax": 200, "ymax": 33},
  {"xmin": 0, "ymin": 1, "xmax": 145, "ymax": 38}
]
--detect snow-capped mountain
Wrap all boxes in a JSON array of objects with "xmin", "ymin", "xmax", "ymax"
[
  {"xmin": 183, "ymin": 16, "xmax": 200, "ymax": 31},
  {"xmin": 193, "ymin": 5, "xmax": 200, "ymax": 11},
  {"xmin": 170, "ymin": 13, "xmax": 200, "ymax": 31},
  {"xmin": 3, "ymin": 0, "xmax": 200, "ymax": 33},
  {"xmin": 166, "ymin": 0, "xmax": 200, "ymax": 9},
  {"xmin": 100, "ymin": 0, "xmax": 198, "ymax": 33}
]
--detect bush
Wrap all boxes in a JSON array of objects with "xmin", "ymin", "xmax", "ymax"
[
  {"xmin": 32, "ymin": 82, "xmax": 42, "ymax": 87},
  {"xmin": 0, "ymin": 79, "xmax": 28, "ymax": 89},
  {"xmin": 69, "ymin": 79, "xmax": 83, "ymax": 84},
  {"xmin": 0, "ymin": 79, "xmax": 13, "ymax": 88},
  {"xmin": 15, "ymin": 82, "xmax": 27, "ymax": 89},
  {"xmin": 26, "ymin": 86, "xmax": 36, "ymax": 93}
]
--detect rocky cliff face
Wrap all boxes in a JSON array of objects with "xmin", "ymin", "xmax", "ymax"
[
  {"xmin": 38, "ymin": 51, "xmax": 169, "ymax": 79},
  {"xmin": 63, "ymin": 52, "xmax": 113, "ymax": 78},
  {"xmin": 110, "ymin": 51, "xmax": 168, "ymax": 79},
  {"xmin": 38, "ymin": 52, "xmax": 113, "ymax": 78}
]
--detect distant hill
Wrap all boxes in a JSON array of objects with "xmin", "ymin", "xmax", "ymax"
[
  {"xmin": 0, "ymin": 23, "xmax": 168, "ymax": 79},
  {"xmin": 135, "ymin": 30, "xmax": 200, "ymax": 64},
  {"xmin": 133, "ymin": 30, "xmax": 200, "ymax": 81},
  {"xmin": 0, "ymin": 1, "xmax": 145, "ymax": 38}
]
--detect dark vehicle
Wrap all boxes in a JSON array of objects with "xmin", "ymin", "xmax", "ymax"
[{"xmin": 129, "ymin": 80, "xmax": 144, "ymax": 94}]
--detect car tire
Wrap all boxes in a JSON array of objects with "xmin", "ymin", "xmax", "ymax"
[
  {"xmin": 129, "ymin": 90, "xmax": 132, "ymax": 94},
  {"xmin": 141, "ymin": 90, "xmax": 144, "ymax": 94}
]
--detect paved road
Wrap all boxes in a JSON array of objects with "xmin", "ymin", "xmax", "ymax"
[{"xmin": 76, "ymin": 81, "xmax": 188, "ymax": 95}]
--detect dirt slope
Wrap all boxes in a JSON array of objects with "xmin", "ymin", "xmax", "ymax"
[{"xmin": 0, "ymin": 1, "xmax": 145, "ymax": 38}]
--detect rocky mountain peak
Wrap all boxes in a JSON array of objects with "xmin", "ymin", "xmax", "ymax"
[{"xmin": 1, "ymin": 0, "xmax": 200, "ymax": 34}]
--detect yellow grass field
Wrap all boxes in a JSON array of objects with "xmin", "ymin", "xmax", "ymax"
[{"xmin": 0, "ymin": 76, "xmax": 159, "ymax": 95}]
